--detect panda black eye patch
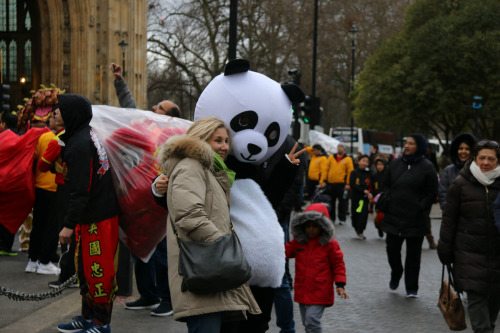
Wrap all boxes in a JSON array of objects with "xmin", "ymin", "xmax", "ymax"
[
  {"xmin": 230, "ymin": 111, "xmax": 258, "ymax": 132},
  {"xmin": 264, "ymin": 122, "xmax": 280, "ymax": 147}
]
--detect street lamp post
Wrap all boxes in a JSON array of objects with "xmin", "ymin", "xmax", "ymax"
[
  {"xmin": 349, "ymin": 22, "xmax": 357, "ymax": 156},
  {"xmin": 118, "ymin": 36, "xmax": 128, "ymax": 77},
  {"xmin": 472, "ymin": 95, "xmax": 483, "ymax": 137}
]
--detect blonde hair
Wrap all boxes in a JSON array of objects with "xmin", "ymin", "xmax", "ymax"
[{"xmin": 187, "ymin": 117, "xmax": 231, "ymax": 145}]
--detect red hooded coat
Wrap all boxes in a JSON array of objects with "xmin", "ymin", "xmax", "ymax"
[{"xmin": 285, "ymin": 203, "xmax": 347, "ymax": 306}]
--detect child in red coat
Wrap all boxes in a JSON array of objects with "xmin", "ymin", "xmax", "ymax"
[{"xmin": 286, "ymin": 203, "xmax": 349, "ymax": 333}]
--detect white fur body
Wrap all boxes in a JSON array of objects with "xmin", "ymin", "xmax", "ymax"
[{"xmin": 230, "ymin": 179, "xmax": 285, "ymax": 288}]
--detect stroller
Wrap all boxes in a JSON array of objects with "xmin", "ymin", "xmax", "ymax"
[{"xmin": 311, "ymin": 186, "xmax": 331, "ymax": 211}]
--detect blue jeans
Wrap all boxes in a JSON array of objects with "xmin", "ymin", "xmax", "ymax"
[
  {"xmin": 273, "ymin": 217, "xmax": 295, "ymax": 333},
  {"xmin": 274, "ymin": 274, "xmax": 296, "ymax": 333},
  {"xmin": 134, "ymin": 237, "xmax": 172, "ymax": 308},
  {"xmin": 186, "ymin": 312, "xmax": 222, "ymax": 333}
]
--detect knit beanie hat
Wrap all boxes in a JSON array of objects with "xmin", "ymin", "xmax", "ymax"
[{"xmin": 305, "ymin": 203, "xmax": 330, "ymax": 219}]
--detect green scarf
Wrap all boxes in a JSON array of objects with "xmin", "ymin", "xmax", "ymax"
[{"xmin": 213, "ymin": 152, "xmax": 236, "ymax": 187}]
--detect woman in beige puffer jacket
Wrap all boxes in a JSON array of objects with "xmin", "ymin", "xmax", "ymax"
[{"xmin": 158, "ymin": 117, "xmax": 260, "ymax": 331}]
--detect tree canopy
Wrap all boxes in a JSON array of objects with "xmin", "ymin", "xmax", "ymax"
[
  {"xmin": 353, "ymin": 0, "xmax": 500, "ymax": 145},
  {"xmin": 147, "ymin": 0, "xmax": 412, "ymax": 125}
]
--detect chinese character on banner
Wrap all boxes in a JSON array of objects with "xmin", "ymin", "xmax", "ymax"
[
  {"xmin": 93, "ymin": 282, "xmax": 108, "ymax": 298},
  {"xmin": 88, "ymin": 223, "xmax": 98, "ymax": 236},
  {"xmin": 89, "ymin": 241, "xmax": 101, "ymax": 256},
  {"xmin": 90, "ymin": 262, "xmax": 104, "ymax": 278}
]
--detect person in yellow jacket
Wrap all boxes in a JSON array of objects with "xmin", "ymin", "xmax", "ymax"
[
  {"xmin": 25, "ymin": 119, "xmax": 61, "ymax": 276},
  {"xmin": 319, "ymin": 144, "xmax": 354, "ymax": 225},
  {"xmin": 305, "ymin": 144, "xmax": 329, "ymax": 200}
]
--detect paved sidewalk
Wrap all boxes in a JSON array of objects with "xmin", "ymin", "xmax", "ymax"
[{"xmin": 1, "ymin": 204, "xmax": 476, "ymax": 332}]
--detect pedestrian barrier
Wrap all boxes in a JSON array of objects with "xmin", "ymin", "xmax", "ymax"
[
  {"xmin": 0, "ymin": 247, "xmax": 77, "ymax": 301},
  {"xmin": 0, "ymin": 273, "xmax": 77, "ymax": 301}
]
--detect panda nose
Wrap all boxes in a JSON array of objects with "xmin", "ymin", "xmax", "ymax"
[{"xmin": 247, "ymin": 143, "xmax": 262, "ymax": 155}]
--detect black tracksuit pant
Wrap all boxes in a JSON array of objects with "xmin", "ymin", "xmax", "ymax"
[
  {"xmin": 29, "ymin": 187, "xmax": 58, "ymax": 264},
  {"xmin": 386, "ymin": 233, "xmax": 424, "ymax": 293},
  {"xmin": 0, "ymin": 223, "xmax": 15, "ymax": 252},
  {"xmin": 56, "ymin": 184, "xmax": 76, "ymax": 282}
]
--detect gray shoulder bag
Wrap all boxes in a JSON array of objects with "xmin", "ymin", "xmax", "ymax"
[{"xmin": 170, "ymin": 218, "xmax": 252, "ymax": 294}]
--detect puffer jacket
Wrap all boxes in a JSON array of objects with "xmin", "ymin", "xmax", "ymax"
[
  {"xmin": 381, "ymin": 156, "xmax": 438, "ymax": 237},
  {"xmin": 158, "ymin": 135, "xmax": 260, "ymax": 321},
  {"xmin": 438, "ymin": 161, "xmax": 500, "ymax": 293},
  {"xmin": 306, "ymin": 146, "xmax": 328, "ymax": 183},
  {"xmin": 285, "ymin": 210, "xmax": 346, "ymax": 306},
  {"xmin": 325, "ymin": 154, "xmax": 354, "ymax": 184}
]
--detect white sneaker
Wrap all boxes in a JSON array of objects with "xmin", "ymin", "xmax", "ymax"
[
  {"xmin": 25, "ymin": 259, "xmax": 39, "ymax": 273},
  {"xmin": 37, "ymin": 262, "xmax": 61, "ymax": 275}
]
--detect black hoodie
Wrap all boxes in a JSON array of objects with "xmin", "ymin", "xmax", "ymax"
[{"xmin": 58, "ymin": 94, "xmax": 119, "ymax": 229}]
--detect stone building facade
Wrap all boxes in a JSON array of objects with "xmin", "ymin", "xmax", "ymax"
[{"xmin": 0, "ymin": 0, "xmax": 148, "ymax": 110}]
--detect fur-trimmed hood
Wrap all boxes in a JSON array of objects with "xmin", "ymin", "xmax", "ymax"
[
  {"xmin": 158, "ymin": 135, "xmax": 214, "ymax": 175},
  {"xmin": 291, "ymin": 210, "xmax": 335, "ymax": 246}
]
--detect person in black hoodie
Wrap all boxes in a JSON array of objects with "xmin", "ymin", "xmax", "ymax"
[
  {"xmin": 349, "ymin": 155, "xmax": 373, "ymax": 239},
  {"xmin": 382, "ymin": 134, "xmax": 438, "ymax": 298},
  {"xmin": 55, "ymin": 94, "xmax": 119, "ymax": 333}
]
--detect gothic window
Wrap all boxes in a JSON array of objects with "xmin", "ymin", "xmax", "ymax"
[
  {"xmin": 8, "ymin": 0, "xmax": 16, "ymax": 31},
  {"xmin": 24, "ymin": 39, "xmax": 30, "ymax": 80},
  {"xmin": 0, "ymin": 0, "xmax": 35, "ymax": 84},
  {"xmin": 8, "ymin": 40, "xmax": 16, "ymax": 81}
]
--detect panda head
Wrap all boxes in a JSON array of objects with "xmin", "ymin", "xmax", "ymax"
[{"xmin": 194, "ymin": 59, "xmax": 304, "ymax": 165}]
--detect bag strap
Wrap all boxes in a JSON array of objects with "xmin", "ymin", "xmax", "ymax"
[
  {"xmin": 391, "ymin": 164, "xmax": 409, "ymax": 187},
  {"xmin": 442, "ymin": 264, "xmax": 462, "ymax": 303},
  {"xmin": 169, "ymin": 215, "xmax": 236, "ymax": 248}
]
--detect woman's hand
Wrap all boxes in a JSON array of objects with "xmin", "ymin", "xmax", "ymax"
[
  {"xmin": 286, "ymin": 142, "xmax": 307, "ymax": 165},
  {"xmin": 155, "ymin": 175, "xmax": 169, "ymax": 195}
]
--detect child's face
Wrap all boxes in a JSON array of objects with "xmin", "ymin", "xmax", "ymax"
[
  {"xmin": 358, "ymin": 157, "xmax": 369, "ymax": 169},
  {"xmin": 376, "ymin": 161, "xmax": 385, "ymax": 172},
  {"xmin": 305, "ymin": 221, "xmax": 321, "ymax": 239}
]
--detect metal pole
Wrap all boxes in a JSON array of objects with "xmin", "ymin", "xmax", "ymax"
[
  {"xmin": 350, "ymin": 30, "xmax": 356, "ymax": 156},
  {"xmin": 122, "ymin": 50, "xmax": 126, "ymax": 78},
  {"xmin": 228, "ymin": 0, "xmax": 238, "ymax": 60},
  {"xmin": 475, "ymin": 109, "xmax": 478, "ymax": 138},
  {"xmin": 312, "ymin": 0, "xmax": 318, "ymax": 99}
]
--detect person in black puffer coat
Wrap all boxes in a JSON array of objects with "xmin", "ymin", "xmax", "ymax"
[
  {"xmin": 438, "ymin": 140, "xmax": 500, "ymax": 333},
  {"xmin": 438, "ymin": 133, "xmax": 476, "ymax": 210},
  {"xmin": 382, "ymin": 134, "xmax": 438, "ymax": 298}
]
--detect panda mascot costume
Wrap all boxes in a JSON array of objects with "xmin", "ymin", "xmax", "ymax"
[{"xmin": 195, "ymin": 59, "xmax": 305, "ymax": 332}]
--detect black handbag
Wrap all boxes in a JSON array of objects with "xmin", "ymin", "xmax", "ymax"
[
  {"xmin": 437, "ymin": 265, "xmax": 467, "ymax": 331},
  {"xmin": 375, "ymin": 191, "xmax": 391, "ymax": 213},
  {"xmin": 170, "ymin": 218, "xmax": 252, "ymax": 294}
]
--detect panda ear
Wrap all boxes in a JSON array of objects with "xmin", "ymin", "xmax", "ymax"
[
  {"xmin": 224, "ymin": 59, "xmax": 251, "ymax": 76},
  {"xmin": 281, "ymin": 83, "xmax": 305, "ymax": 104}
]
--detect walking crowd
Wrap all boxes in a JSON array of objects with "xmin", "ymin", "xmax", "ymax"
[{"xmin": 1, "ymin": 59, "xmax": 500, "ymax": 333}]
